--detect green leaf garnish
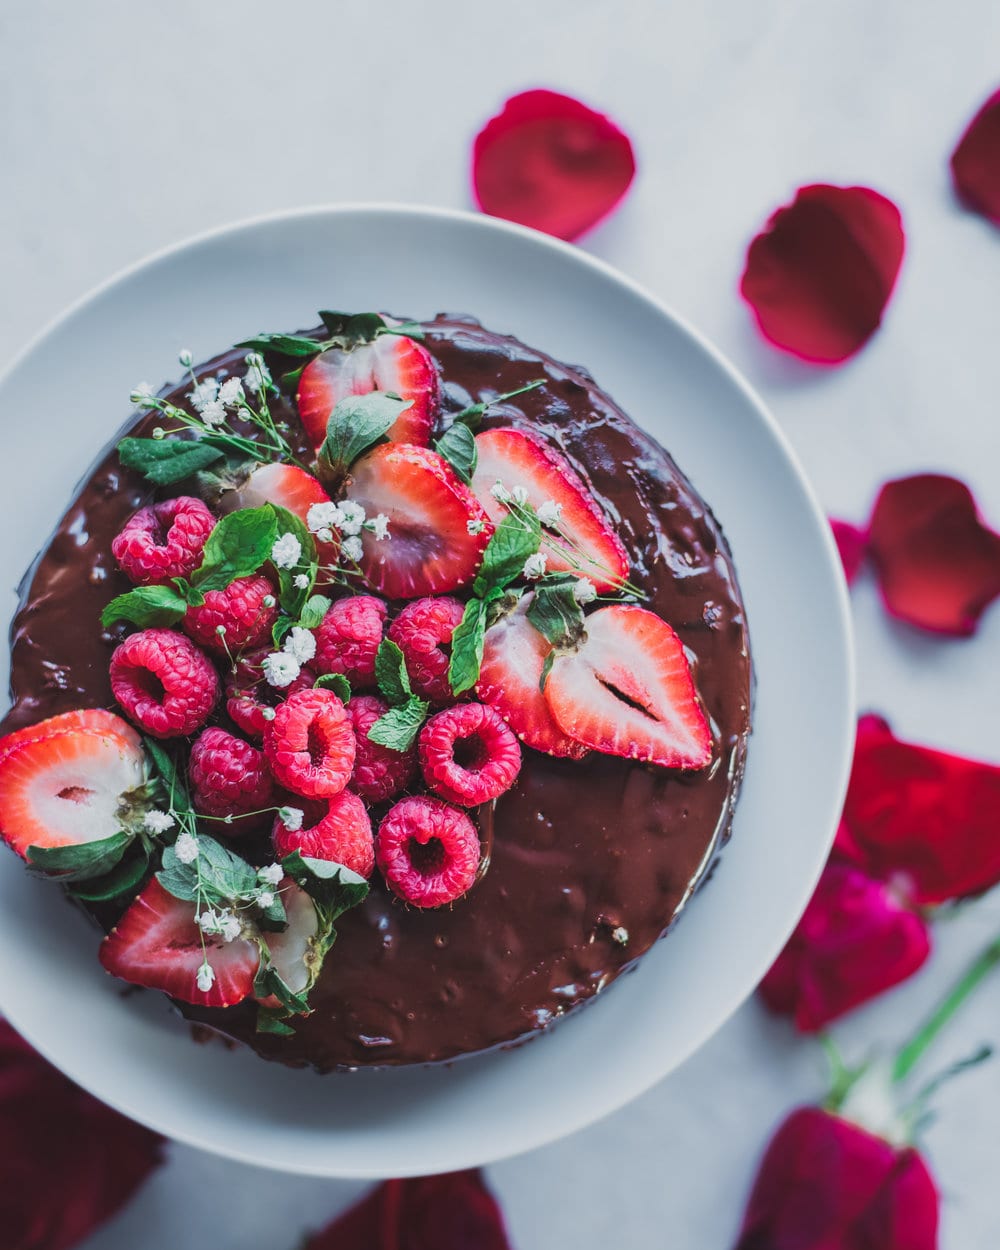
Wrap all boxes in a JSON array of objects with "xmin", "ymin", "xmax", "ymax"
[
  {"xmin": 157, "ymin": 834, "xmax": 258, "ymax": 906},
  {"xmin": 236, "ymin": 332, "xmax": 326, "ymax": 358},
  {"xmin": 101, "ymin": 583, "xmax": 189, "ymax": 629},
  {"xmin": 256, "ymin": 1010, "xmax": 296, "ymax": 1037},
  {"xmin": 450, "ymin": 379, "xmax": 546, "ymax": 430},
  {"xmin": 472, "ymin": 510, "xmax": 542, "ymax": 598},
  {"xmin": 70, "ymin": 845, "xmax": 152, "ymax": 903},
  {"xmin": 366, "ymin": 698, "xmax": 428, "ymax": 752},
  {"xmin": 447, "ymin": 597, "xmax": 489, "ymax": 696},
  {"xmin": 314, "ymin": 672, "xmax": 352, "ymax": 702},
  {"xmin": 319, "ymin": 391, "xmax": 413, "ymax": 476},
  {"xmin": 280, "ymin": 850, "xmax": 370, "ymax": 920},
  {"xmin": 297, "ymin": 593, "xmax": 331, "ymax": 630},
  {"xmin": 525, "ymin": 574, "xmax": 586, "ymax": 650},
  {"xmin": 27, "ymin": 832, "xmax": 131, "ymax": 881},
  {"xmin": 193, "ymin": 505, "xmax": 278, "ymax": 594},
  {"xmin": 117, "ymin": 437, "xmax": 226, "ymax": 486},
  {"xmin": 374, "ymin": 638, "xmax": 412, "ymax": 706},
  {"xmin": 143, "ymin": 737, "xmax": 194, "ymax": 820},
  {"xmin": 434, "ymin": 422, "xmax": 478, "ymax": 484},
  {"xmin": 268, "ymin": 504, "xmax": 318, "ymax": 616}
]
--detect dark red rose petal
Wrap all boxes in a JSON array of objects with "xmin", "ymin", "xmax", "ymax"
[
  {"xmin": 0, "ymin": 1019, "xmax": 164, "ymax": 1250},
  {"xmin": 844, "ymin": 713, "xmax": 1000, "ymax": 904},
  {"xmin": 867, "ymin": 474, "xmax": 1000, "ymax": 635},
  {"xmin": 735, "ymin": 1106, "xmax": 938, "ymax": 1250},
  {"xmin": 951, "ymin": 88, "xmax": 1000, "ymax": 225},
  {"xmin": 740, "ymin": 184, "xmax": 905, "ymax": 364},
  {"xmin": 305, "ymin": 1170, "xmax": 512, "ymax": 1250},
  {"xmin": 472, "ymin": 89, "xmax": 636, "ymax": 241},
  {"xmin": 758, "ymin": 857, "xmax": 930, "ymax": 1032},
  {"xmin": 831, "ymin": 518, "xmax": 868, "ymax": 585}
]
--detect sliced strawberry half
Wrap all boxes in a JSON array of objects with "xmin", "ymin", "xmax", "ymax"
[
  {"xmin": 100, "ymin": 879, "xmax": 259, "ymax": 1008},
  {"xmin": 471, "ymin": 427, "xmax": 629, "ymax": 593},
  {"xmin": 296, "ymin": 334, "xmax": 438, "ymax": 450},
  {"xmin": 0, "ymin": 708, "xmax": 140, "ymax": 766},
  {"xmin": 258, "ymin": 878, "xmax": 325, "ymax": 1006},
  {"xmin": 545, "ymin": 605, "xmax": 712, "ymax": 769},
  {"xmin": 344, "ymin": 444, "xmax": 493, "ymax": 599},
  {"xmin": 220, "ymin": 462, "xmax": 338, "ymax": 562},
  {"xmin": 0, "ymin": 727, "xmax": 147, "ymax": 859},
  {"xmin": 477, "ymin": 595, "xmax": 588, "ymax": 759}
]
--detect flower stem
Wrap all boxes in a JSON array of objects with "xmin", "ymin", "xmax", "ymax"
[{"xmin": 892, "ymin": 932, "xmax": 1000, "ymax": 1084}]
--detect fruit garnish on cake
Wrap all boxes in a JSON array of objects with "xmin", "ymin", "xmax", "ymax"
[{"xmin": 0, "ymin": 310, "xmax": 749, "ymax": 1065}]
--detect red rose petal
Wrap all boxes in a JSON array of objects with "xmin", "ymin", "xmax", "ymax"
[
  {"xmin": 844, "ymin": 713, "xmax": 1000, "ymax": 905},
  {"xmin": 0, "ymin": 1019, "xmax": 164, "ymax": 1250},
  {"xmin": 305, "ymin": 1171, "xmax": 512, "ymax": 1250},
  {"xmin": 472, "ymin": 89, "xmax": 636, "ymax": 241},
  {"xmin": 758, "ymin": 858, "xmax": 930, "ymax": 1032},
  {"xmin": 867, "ymin": 474, "xmax": 1000, "ymax": 635},
  {"xmin": 740, "ymin": 184, "xmax": 905, "ymax": 363},
  {"xmin": 831, "ymin": 518, "xmax": 868, "ymax": 585},
  {"xmin": 735, "ymin": 1106, "xmax": 939, "ymax": 1250},
  {"xmin": 951, "ymin": 88, "xmax": 1000, "ymax": 225}
]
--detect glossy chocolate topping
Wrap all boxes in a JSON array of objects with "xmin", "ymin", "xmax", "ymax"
[{"xmin": 1, "ymin": 315, "xmax": 751, "ymax": 1070}]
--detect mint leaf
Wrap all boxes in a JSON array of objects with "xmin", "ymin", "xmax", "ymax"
[
  {"xmin": 256, "ymin": 1009, "xmax": 296, "ymax": 1037},
  {"xmin": 143, "ymin": 737, "xmax": 194, "ymax": 819},
  {"xmin": 297, "ymin": 594, "xmax": 331, "ymax": 630},
  {"xmin": 317, "ymin": 310, "xmax": 388, "ymax": 344},
  {"xmin": 70, "ymin": 846, "xmax": 151, "ymax": 903},
  {"xmin": 367, "ymin": 696, "xmax": 428, "ymax": 752},
  {"xmin": 280, "ymin": 850, "xmax": 369, "ymax": 919},
  {"xmin": 156, "ymin": 843, "xmax": 199, "ymax": 902},
  {"xmin": 117, "ymin": 437, "xmax": 225, "ymax": 486},
  {"xmin": 526, "ymin": 576, "xmax": 586, "ymax": 649},
  {"xmin": 193, "ymin": 505, "xmax": 277, "ymax": 594},
  {"xmin": 447, "ymin": 597, "xmax": 488, "ymax": 696},
  {"xmin": 472, "ymin": 510, "xmax": 541, "ymax": 597},
  {"xmin": 236, "ymin": 332, "xmax": 324, "ymax": 358},
  {"xmin": 101, "ymin": 583, "xmax": 188, "ymax": 629},
  {"xmin": 269, "ymin": 504, "xmax": 318, "ymax": 615},
  {"xmin": 319, "ymin": 392, "xmax": 412, "ymax": 474},
  {"xmin": 257, "ymin": 893, "xmax": 287, "ymax": 931},
  {"xmin": 434, "ymin": 422, "xmax": 477, "ymax": 484},
  {"xmin": 314, "ymin": 672, "xmax": 351, "ymax": 702},
  {"xmin": 196, "ymin": 836, "xmax": 259, "ymax": 901},
  {"xmin": 253, "ymin": 964, "xmax": 310, "ymax": 1015},
  {"xmin": 374, "ymin": 638, "xmax": 412, "ymax": 706},
  {"xmin": 28, "ymin": 832, "xmax": 131, "ymax": 881}
]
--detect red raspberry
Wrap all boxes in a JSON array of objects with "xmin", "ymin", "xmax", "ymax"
[
  {"xmin": 111, "ymin": 496, "xmax": 215, "ymax": 586},
  {"xmin": 272, "ymin": 790, "xmax": 374, "ymax": 878},
  {"xmin": 184, "ymin": 574, "xmax": 279, "ymax": 654},
  {"xmin": 313, "ymin": 595, "xmax": 386, "ymax": 687},
  {"xmin": 264, "ymin": 688, "xmax": 355, "ymax": 797},
  {"xmin": 225, "ymin": 648, "xmax": 316, "ymax": 741},
  {"xmin": 376, "ymin": 796, "xmax": 480, "ymax": 907},
  {"xmin": 417, "ymin": 703, "xmax": 521, "ymax": 806},
  {"xmin": 387, "ymin": 596, "xmax": 464, "ymax": 703},
  {"xmin": 189, "ymin": 727, "xmax": 274, "ymax": 828},
  {"xmin": 109, "ymin": 628, "xmax": 219, "ymax": 738},
  {"xmin": 346, "ymin": 695, "xmax": 417, "ymax": 803}
]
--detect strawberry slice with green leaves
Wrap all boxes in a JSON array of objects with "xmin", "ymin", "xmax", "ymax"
[
  {"xmin": 476, "ymin": 595, "xmax": 588, "ymax": 758},
  {"xmin": 100, "ymin": 879, "xmax": 260, "ymax": 1008},
  {"xmin": 297, "ymin": 335, "xmax": 438, "ymax": 450},
  {"xmin": 256, "ymin": 878, "xmax": 326, "ymax": 1007},
  {"xmin": 0, "ymin": 718, "xmax": 147, "ymax": 860},
  {"xmin": 219, "ymin": 462, "xmax": 338, "ymax": 561},
  {"xmin": 344, "ymin": 444, "xmax": 493, "ymax": 599},
  {"xmin": 544, "ymin": 605, "xmax": 712, "ymax": 769},
  {"xmin": 471, "ymin": 427, "xmax": 629, "ymax": 593}
]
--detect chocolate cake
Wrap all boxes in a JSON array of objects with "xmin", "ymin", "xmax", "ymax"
[{"xmin": 0, "ymin": 313, "xmax": 751, "ymax": 1070}]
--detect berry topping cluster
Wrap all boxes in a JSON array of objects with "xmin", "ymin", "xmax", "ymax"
[{"xmin": 0, "ymin": 310, "xmax": 713, "ymax": 1031}]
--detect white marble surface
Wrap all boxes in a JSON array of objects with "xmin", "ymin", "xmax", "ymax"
[{"xmin": 2, "ymin": 1, "xmax": 999, "ymax": 1245}]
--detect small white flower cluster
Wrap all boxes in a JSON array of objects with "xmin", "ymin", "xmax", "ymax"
[
  {"xmin": 196, "ymin": 963, "xmax": 215, "ymax": 993},
  {"xmin": 523, "ymin": 552, "xmax": 548, "ymax": 579},
  {"xmin": 243, "ymin": 352, "xmax": 272, "ymax": 395},
  {"xmin": 143, "ymin": 809, "xmax": 175, "ymax": 836},
  {"xmin": 258, "ymin": 862, "xmax": 283, "ymax": 886},
  {"xmin": 573, "ymin": 577, "xmax": 597, "ymax": 604},
  {"xmin": 271, "ymin": 531, "xmax": 302, "ymax": 570},
  {"xmin": 197, "ymin": 908, "xmax": 243, "ymax": 943},
  {"xmin": 305, "ymin": 500, "xmax": 390, "ymax": 564},
  {"xmin": 279, "ymin": 806, "xmax": 305, "ymax": 831},
  {"xmin": 467, "ymin": 518, "xmax": 486, "ymax": 535},
  {"xmin": 537, "ymin": 499, "xmax": 563, "ymax": 528},
  {"xmin": 490, "ymin": 481, "xmax": 529, "ymax": 507},
  {"xmin": 262, "ymin": 623, "xmax": 316, "ymax": 689},
  {"xmin": 130, "ymin": 381, "xmax": 155, "ymax": 406},
  {"xmin": 174, "ymin": 830, "xmax": 199, "ymax": 863}
]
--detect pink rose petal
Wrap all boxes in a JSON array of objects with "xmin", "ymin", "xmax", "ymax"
[{"xmin": 951, "ymin": 87, "xmax": 1000, "ymax": 225}]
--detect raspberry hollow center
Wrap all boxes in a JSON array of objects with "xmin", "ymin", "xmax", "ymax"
[
  {"xmin": 408, "ymin": 836, "xmax": 447, "ymax": 876},
  {"xmin": 451, "ymin": 734, "xmax": 487, "ymax": 770}
]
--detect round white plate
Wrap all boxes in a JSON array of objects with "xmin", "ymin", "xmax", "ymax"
[{"xmin": 0, "ymin": 205, "xmax": 853, "ymax": 1177}]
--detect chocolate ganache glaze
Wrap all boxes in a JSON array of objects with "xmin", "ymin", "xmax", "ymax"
[{"xmin": 2, "ymin": 314, "xmax": 751, "ymax": 1069}]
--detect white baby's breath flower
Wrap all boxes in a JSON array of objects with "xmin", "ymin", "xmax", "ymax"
[
  {"xmin": 271, "ymin": 532, "xmax": 302, "ymax": 569},
  {"xmin": 198, "ymin": 400, "xmax": 227, "ymax": 428},
  {"xmin": 467, "ymin": 518, "xmax": 486, "ymax": 535},
  {"xmin": 196, "ymin": 962, "xmax": 215, "ymax": 993},
  {"xmin": 316, "ymin": 526, "xmax": 334, "ymax": 544},
  {"xmin": 130, "ymin": 382, "xmax": 155, "ymax": 406},
  {"xmin": 573, "ymin": 577, "xmax": 597, "ymax": 604},
  {"xmin": 261, "ymin": 707, "xmax": 277, "ymax": 721},
  {"xmin": 219, "ymin": 912, "xmax": 242, "ymax": 943},
  {"xmin": 491, "ymin": 481, "xmax": 512, "ymax": 503},
  {"xmin": 279, "ymin": 806, "xmax": 304, "ymax": 832},
  {"xmin": 262, "ymin": 651, "xmax": 301, "ymax": 688},
  {"xmin": 178, "ymin": 349, "xmax": 193, "ymax": 368},
  {"xmin": 197, "ymin": 910, "xmax": 220, "ymax": 933},
  {"xmin": 537, "ymin": 500, "xmax": 563, "ymax": 528},
  {"xmin": 366, "ymin": 513, "xmax": 390, "ymax": 541},
  {"xmin": 341, "ymin": 534, "xmax": 363, "ymax": 563},
  {"xmin": 334, "ymin": 500, "xmax": 366, "ymax": 536},
  {"xmin": 283, "ymin": 625, "xmax": 317, "ymax": 664},
  {"xmin": 293, "ymin": 573, "xmax": 309, "ymax": 590},
  {"xmin": 218, "ymin": 376, "xmax": 245, "ymax": 408},
  {"xmin": 256, "ymin": 890, "xmax": 276, "ymax": 910},
  {"xmin": 243, "ymin": 353, "xmax": 271, "ymax": 394},
  {"xmin": 175, "ymin": 833, "xmax": 201, "ymax": 866},
  {"xmin": 512, "ymin": 485, "xmax": 529, "ymax": 506},
  {"xmin": 258, "ymin": 862, "xmax": 283, "ymax": 886},
  {"xmin": 189, "ymin": 377, "xmax": 219, "ymax": 411},
  {"xmin": 143, "ymin": 809, "xmax": 175, "ymax": 836},
  {"xmin": 306, "ymin": 501, "xmax": 340, "ymax": 533},
  {"xmin": 523, "ymin": 552, "xmax": 548, "ymax": 579}
]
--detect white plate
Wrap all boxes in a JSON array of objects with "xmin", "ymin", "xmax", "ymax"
[{"xmin": 0, "ymin": 205, "xmax": 853, "ymax": 1177}]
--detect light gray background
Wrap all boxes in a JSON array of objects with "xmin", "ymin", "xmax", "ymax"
[{"xmin": 2, "ymin": 1, "xmax": 999, "ymax": 1245}]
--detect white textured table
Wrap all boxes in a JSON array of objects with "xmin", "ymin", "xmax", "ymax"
[{"xmin": 2, "ymin": 2, "xmax": 999, "ymax": 1245}]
